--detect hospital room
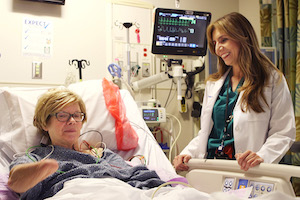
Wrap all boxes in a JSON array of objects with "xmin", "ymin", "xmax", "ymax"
[{"xmin": 1, "ymin": 0, "xmax": 300, "ymax": 199}]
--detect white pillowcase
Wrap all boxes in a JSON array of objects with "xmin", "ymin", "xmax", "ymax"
[
  {"xmin": 68, "ymin": 80, "xmax": 117, "ymax": 149},
  {"xmin": 0, "ymin": 79, "xmax": 120, "ymax": 164},
  {"xmin": 0, "ymin": 87, "xmax": 49, "ymax": 162}
]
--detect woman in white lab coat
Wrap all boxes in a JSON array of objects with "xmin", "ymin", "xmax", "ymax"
[{"xmin": 173, "ymin": 12, "xmax": 295, "ymax": 171}]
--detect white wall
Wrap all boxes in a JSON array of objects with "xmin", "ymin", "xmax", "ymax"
[
  {"xmin": 239, "ymin": 0, "xmax": 261, "ymax": 45},
  {"xmin": 0, "ymin": 0, "xmax": 260, "ymax": 157},
  {"xmin": 0, "ymin": 0, "xmax": 111, "ymax": 86}
]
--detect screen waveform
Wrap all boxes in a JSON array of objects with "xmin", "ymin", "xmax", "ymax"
[
  {"xmin": 158, "ymin": 17, "xmax": 195, "ymax": 26},
  {"xmin": 157, "ymin": 25, "xmax": 190, "ymax": 34}
]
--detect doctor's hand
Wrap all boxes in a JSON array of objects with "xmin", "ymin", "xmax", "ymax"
[
  {"xmin": 173, "ymin": 154, "xmax": 191, "ymax": 171},
  {"xmin": 235, "ymin": 150, "xmax": 264, "ymax": 171}
]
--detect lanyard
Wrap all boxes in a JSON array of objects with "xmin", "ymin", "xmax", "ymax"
[
  {"xmin": 222, "ymin": 79, "xmax": 240, "ymax": 145},
  {"xmin": 216, "ymin": 70, "xmax": 241, "ymax": 157}
]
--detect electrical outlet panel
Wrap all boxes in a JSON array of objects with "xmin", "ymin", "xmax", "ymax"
[
  {"xmin": 142, "ymin": 62, "xmax": 150, "ymax": 77},
  {"xmin": 32, "ymin": 61, "xmax": 42, "ymax": 79}
]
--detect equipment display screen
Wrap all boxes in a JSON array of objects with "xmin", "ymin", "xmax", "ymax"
[
  {"xmin": 151, "ymin": 8, "xmax": 211, "ymax": 56},
  {"xmin": 142, "ymin": 109, "xmax": 159, "ymax": 121}
]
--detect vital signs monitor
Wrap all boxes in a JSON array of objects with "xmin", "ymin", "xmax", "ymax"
[{"xmin": 151, "ymin": 8, "xmax": 211, "ymax": 56}]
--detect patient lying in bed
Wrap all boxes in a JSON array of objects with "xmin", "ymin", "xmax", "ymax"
[
  {"xmin": 10, "ymin": 146, "xmax": 165, "ymax": 199},
  {"xmin": 7, "ymin": 87, "xmax": 165, "ymax": 200}
]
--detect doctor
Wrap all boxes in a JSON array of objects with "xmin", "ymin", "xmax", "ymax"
[{"xmin": 173, "ymin": 12, "xmax": 295, "ymax": 171}]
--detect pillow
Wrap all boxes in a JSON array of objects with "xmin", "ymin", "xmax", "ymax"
[
  {"xmin": 0, "ymin": 87, "xmax": 49, "ymax": 162},
  {"xmin": 0, "ymin": 79, "xmax": 135, "ymax": 166},
  {"xmin": 68, "ymin": 79, "xmax": 118, "ymax": 150}
]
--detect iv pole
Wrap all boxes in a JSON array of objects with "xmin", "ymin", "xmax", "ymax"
[
  {"xmin": 114, "ymin": 20, "xmax": 140, "ymax": 86},
  {"xmin": 123, "ymin": 22, "xmax": 133, "ymax": 85}
]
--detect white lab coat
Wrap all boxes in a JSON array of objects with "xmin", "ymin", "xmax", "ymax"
[{"xmin": 181, "ymin": 68, "xmax": 295, "ymax": 163}]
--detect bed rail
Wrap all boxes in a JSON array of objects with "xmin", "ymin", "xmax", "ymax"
[{"xmin": 186, "ymin": 159, "xmax": 300, "ymax": 198}]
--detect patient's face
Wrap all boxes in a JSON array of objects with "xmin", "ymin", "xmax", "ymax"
[{"xmin": 43, "ymin": 102, "xmax": 83, "ymax": 149}]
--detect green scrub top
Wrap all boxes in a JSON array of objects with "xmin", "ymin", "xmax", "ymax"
[{"xmin": 207, "ymin": 71, "xmax": 244, "ymax": 159}]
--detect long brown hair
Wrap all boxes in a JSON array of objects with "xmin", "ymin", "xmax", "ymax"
[{"xmin": 206, "ymin": 12, "xmax": 281, "ymax": 113}]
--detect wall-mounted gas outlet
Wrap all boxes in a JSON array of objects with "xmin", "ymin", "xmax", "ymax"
[
  {"xmin": 142, "ymin": 62, "xmax": 150, "ymax": 77},
  {"xmin": 32, "ymin": 61, "xmax": 42, "ymax": 79},
  {"xmin": 160, "ymin": 60, "xmax": 167, "ymax": 72}
]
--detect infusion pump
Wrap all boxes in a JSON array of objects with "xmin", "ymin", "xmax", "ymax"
[{"xmin": 139, "ymin": 107, "xmax": 166, "ymax": 123}]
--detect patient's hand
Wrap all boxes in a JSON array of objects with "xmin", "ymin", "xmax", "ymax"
[
  {"xmin": 8, "ymin": 159, "xmax": 59, "ymax": 193},
  {"xmin": 173, "ymin": 154, "xmax": 191, "ymax": 171},
  {"xmin": 235, "ymin": 150, "xmax": 264, "ymax": 171}
]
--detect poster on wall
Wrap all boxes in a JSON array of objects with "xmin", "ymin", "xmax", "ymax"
[{"xmin": 22, "ymin": 17, "xmax": 53, "ymax": 57}]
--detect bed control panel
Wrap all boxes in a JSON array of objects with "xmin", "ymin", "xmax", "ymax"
[
  {"xmin": 249, "ymin": 180, "xmax": 274, "ymax": 198},
  {"xmin": 222, "ymin": 177, "xmax": 275, "ymax": 198},
  {"xmin": 223, "ymin": 177, "xmax": 235, "ymax": 192},
  {"xmin": 186, "ymin": 159, "xmax": 299, "ymax": 198}
]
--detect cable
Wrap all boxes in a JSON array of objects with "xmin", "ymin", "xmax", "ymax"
[
  {"xmin": 153, "ymin": 127, "xmax": 180, "ymax": 155},
  {"xmin": 107, "ymin": 62, "xmax": 135, "ymax": 99},
  {"xmin": 166, "ymin": 113, "xmax": 182, "ymax": 162},
  {"xmin": 184, "ymin": 65, "xmax": 205, "ymax": 99},
  {"xmin": 108, "ymin": 63, "xmax": 122, "ymax": 78},
  {"xmin": 26, "ymin": 145, "xmax": 55, "ymax": 162},
  {"xmin": 151, "ymin": 181, "xmax": 192, "ymax": 199},
  {"xmin": 164, "ymin": 80, "xmax": 174, "ymax": 108},
  {"xmin": 80, "ymin": 130, "xmax": 103, "ymax": 144}
]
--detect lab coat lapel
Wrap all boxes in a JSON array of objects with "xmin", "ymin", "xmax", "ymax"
[
  {"xmin": 207, "ymin": 69, "xmax": 231, "ymax": 108},
  {"xmin": 200, "ymin": 69, "xmax": 231, "ymax": 142}
]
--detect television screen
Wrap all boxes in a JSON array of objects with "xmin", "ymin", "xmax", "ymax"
[{"xmin": 151, "ymin": 8, "xmax": 211, "ymax": 57}]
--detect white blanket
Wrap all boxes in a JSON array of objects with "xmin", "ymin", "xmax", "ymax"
[
  {"xmin": 45, "ymin": 178, "xmax": 209, "ymax": 200},
  {"xmin": 45, "ymin": 178, "xmax": 300, "ymax": 200}
]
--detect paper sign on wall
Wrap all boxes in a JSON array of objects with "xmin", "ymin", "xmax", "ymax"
[{"xmin": 22, "ymin": 17, "xmax": 53, "ymax": 57}]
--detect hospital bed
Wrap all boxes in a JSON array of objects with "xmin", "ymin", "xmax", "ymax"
[{"xmin": 0, "ymin": 79, "xmax": 299, "ymax": 200}]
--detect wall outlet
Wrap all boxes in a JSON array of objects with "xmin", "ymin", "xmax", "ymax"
[
  {"xmin": 160, "ymin": 60, "xmax": 167, "ymax": 72},
  {"xmin": 32, "ymin": 61, "xmax": 42, "ymax": 79},
  {"xmin": 142, "ymin": 62, "xmax": 150, "ymax": 77}
]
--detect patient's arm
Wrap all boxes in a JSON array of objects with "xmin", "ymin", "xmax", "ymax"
[{"xmin": 7, "ymin": 159, "xmax": 59, "ymax": 193}]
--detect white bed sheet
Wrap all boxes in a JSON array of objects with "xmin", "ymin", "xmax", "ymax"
[
  {"xmin": 45, "ymin": 177, "xmax": 210, "ymax": 200},
  {"xmin": 45, "ymin": 178, "xmax": 299, "ymax": 200}
]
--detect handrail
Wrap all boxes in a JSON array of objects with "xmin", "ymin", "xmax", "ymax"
[{"xmin": 187, "ymin": 159, "xmax": 300, "ymax": 181}]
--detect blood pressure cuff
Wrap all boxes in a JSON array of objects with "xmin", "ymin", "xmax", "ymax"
[{"xmin": 102, "ymin": 78, "xmax": 138, "ymax": 150}]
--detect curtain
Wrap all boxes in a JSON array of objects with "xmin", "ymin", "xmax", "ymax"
[{"xmin": 260, "ymin": 0, "xmax": 300, "ymax": 195}]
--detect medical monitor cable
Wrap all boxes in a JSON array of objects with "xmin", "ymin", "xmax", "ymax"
[
  {"xmin": 163, "ymin": 80, "xmax": 174, "ymax": 108},
  {"xmin": 151, "ymin": 181, "xmax": 192, "ymax": 199},
  {"xmin": 166, "ymin": 113, "xmax": 181, "ymax": 162}
]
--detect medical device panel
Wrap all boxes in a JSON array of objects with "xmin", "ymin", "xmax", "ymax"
[
  {"xmin": 186, "ymin": 159, "xmax": 300, "ymax": 198},
  {"xmin": 140, "ymin": 107, "xmax": 166, "ymax": 123},
  {"xmin": 151, "ymin": 8, "xmax": 211, "ymax": 56}
]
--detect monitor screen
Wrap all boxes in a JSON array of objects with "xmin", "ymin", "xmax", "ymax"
[
  {"xmin": 151, "ymin": 8, "xmax": 211, "ymax": 57},
  {"xmin": 142, "ymin": 109, "xmax": 159, "ymax": 122}
]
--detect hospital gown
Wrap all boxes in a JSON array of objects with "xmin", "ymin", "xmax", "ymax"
[{"xmin": 10, "ymin": 145, "xmax": 165, "ymax": 200}]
